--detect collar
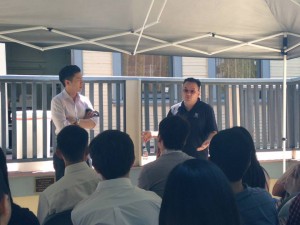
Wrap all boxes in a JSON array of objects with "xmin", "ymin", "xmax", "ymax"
[
  {"xmin": 62, "ymin": 89, "xmax": 79, "ymax": 101},
  {"xmin": 64, "ymin": 161, "xmax": 91, "ymax": 175},
  {"xmin": 180, "ymin": 98, "xmax": 201, "ymax": 112},
  {"xmin": 162, "ymin": 149, "xmax": 182, "ymax": 155},
  {"xmin": 96, "ymin": 178, "xmax": 132, "ymax": 191}
]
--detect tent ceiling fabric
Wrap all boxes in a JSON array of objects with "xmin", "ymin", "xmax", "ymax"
[{"xmin": 1, "ymin": 0, "xmax": 300, "ymax": 59}]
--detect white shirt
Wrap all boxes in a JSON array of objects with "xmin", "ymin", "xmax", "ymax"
[
  {"xmin": 37, "ymin": 162, "xmax": 100, "ymax": 224},
  {"xmin": 51, "ymin": 89, "xmax": 98, "ymax": 134},
  {"xmin": 72, "ymin": 178, "xmax": 161, "ymax": 225}
]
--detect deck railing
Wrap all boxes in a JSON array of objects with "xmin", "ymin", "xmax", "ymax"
[{"xmin": 0, "ymin": 75, "xmax": 299, "ymax": 164}]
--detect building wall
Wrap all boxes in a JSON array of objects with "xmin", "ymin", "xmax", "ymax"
[
  {"xmin": 82, "ymin": 51, "xmax": 113, "ymax": 76},
  {"xmin": 82, "ymin": 51, "xmax": 115, "ymax": 135},
  {"xmin": 270, "ymin": 58, "xmax": 300, "ymax": 78},
  {"xmin": 182, "ymin": 57, "xmax": 208, "ymax": 78}
]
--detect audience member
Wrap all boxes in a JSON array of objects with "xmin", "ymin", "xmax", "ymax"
[
  {"xmin": 242, "ymin": 131, "xmax": 270, "ymax": 190},
  {"xmin": 273, "ymin": 163, "xmax": 300, "ymax": 225},
  {"xmin": 0, "ymin": 148, "xmax": 39, "ymax": 225},
  {"xmin": 72, "ymin": 130, "xmax": 161, "ymax": 225},
  {"xmin": 159, "ymin": 159, "xmax": 240, "ymax": 225},
  {"xmin": 138, "ymin": 116, "xmax": 193, "ymax": 197},
  {"xmin": 37, "ymin": 125, "xmax": 99, "ymax": 224},
  {"xmin": 273, "ymin": 162, "xmax": 300, "ymax": 199},
  {"xmin": 0, "ymin": 172, "xmax": 11, "ymax": 225},
  {"xmin": 210, "ymin": 127, "xmax": 278, "ymax": 225}
]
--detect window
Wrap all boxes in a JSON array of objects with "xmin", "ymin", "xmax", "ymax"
[
  {"xmin": 216, "ymin": 58, "xmax": 261, "ymax": 78},
  {"xmin": 122, "ymin": 54, "xmax": 172, "ymax": 77}
]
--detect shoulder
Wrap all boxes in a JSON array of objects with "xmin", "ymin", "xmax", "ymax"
[
  {"xmin": 197, "ymin": 100, "xmax": 213, "ymax": 110},
  {"xmin": 11, "ymin": 203, "xmax": 39, "ymax": 225},
  {"xmin": 169, "ymin": 102, "xmax": 183, "ymax": 115},
  {"xmin": 238, "ymin": 186, "xmax": 274, "ymax": 203},
  {"xmin": 51, "ymin": 92, "xmax": 63, "ymax": 102},
  {"xmin": 134, "ymin": 186, "xmax": 162, "ymax": 203}
]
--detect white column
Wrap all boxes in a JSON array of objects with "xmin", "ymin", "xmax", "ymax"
[
  {"xmin": 125, "ymin": 79, "xmax": 142, "ymax": 166},
  {"xmin": 0, "ymin": 43, "xmax": 8, "ymax": 148}
]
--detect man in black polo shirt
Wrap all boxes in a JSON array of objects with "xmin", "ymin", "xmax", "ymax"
[{"xmin": 143, "ymin": 77, "xmax": 217, "ymax": 159}]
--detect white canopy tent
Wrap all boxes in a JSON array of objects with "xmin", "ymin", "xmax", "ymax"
[{"xmin": 1, "ymin": 0, "xmax": 300, "ymax": 171}]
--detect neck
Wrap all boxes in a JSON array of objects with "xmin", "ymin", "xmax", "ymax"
[
  {"xmin": 184, "ymin": 102, "xmax": 195, "ymax": 111},
  {"xmin": 230, "ymin": 180, "xmax": 244, "ymax": 194},
  {"xmin": 65, "ymin": 88, "xmax": 77, "ymax": 101}
]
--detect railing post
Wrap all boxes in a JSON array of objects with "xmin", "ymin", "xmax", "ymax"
[{"xmin": 125, "ymin": 79, "xmax": 142, "ymax": 166}]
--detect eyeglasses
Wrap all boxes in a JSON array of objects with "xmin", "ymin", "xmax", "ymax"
[{"xmin": 183, "ymin": 89, "xmax": 198, "ymax": 94}]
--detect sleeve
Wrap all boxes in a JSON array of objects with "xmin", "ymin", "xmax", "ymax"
[
  {"xmin": 84, "ymin": 97, "xmax": 99, "ymax": 126},
  {"xmin": 37, "ymin": 192, "xmax": 50, "ymax": 225},
  {"xmin": 51, "ymin": 97, "xmax": 71, "ymax": 134},
  {"xmin": 167, "ymin": 109, "xmax": 173, "ymax": 117},
  {"xmin": 205, "ymin": 105, "xmax": 218, "ymax": 134}
]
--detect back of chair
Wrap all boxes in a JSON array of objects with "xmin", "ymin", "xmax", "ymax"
[{"xmin": 43, "ymin": 209, "xmax": 73, "ymax": 225}]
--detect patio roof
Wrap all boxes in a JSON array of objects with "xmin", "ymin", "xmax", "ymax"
[{"xmin": 0, "ymin": 0, "xmax": 300, "ymax": 59}]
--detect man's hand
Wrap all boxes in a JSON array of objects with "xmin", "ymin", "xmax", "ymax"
[
  {"xmin": 197, "ymin": 140, "xmax": 210, "ymax": 151},
  {"xmin": 142, "ymin": 131, "xmax": 152, "ymax": 143},
  {"xmin": 84, "ymin": 110, "xmax": 94, "ymax": 119}
]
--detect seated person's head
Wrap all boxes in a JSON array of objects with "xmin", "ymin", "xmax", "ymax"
[
  {"xmin": 0, "ymin": 172, "xmax": 11, "ymax": 225},
  {"xmin": 285, "ymin": 163, "xmax": 300, "ymax": 195},
  {"xmin": 56, "ymin": 125, "xmax": 89, "ymax": 163},
  {"xmin": 209, "ymin": 126, "xmax": 252, "ymax": 183},
  {"xmin": 158, "ymin": 116, "xmax": 190, "ymax": 150},
  {"xmin": 89, "ymin": 130, "xmax": 135, "ymax": 180},
  {"xmin": 159, "ymin": 159, "xmax": 240, "ymax": 225}
]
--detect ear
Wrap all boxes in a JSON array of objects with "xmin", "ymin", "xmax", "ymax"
[
  {"xmin": 55, "ymin": 149, "xmax": 64, "ymax": 160},
  {"xmin": 0, "ymin": 194, "xmax": 11, "ymax": 221}
]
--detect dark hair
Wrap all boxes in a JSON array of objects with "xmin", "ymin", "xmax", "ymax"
[
  {"xmin": 209, "ymin": 127, "xmax": 252, "ymax": 182},
  {"xmin": 89, "ymin": 130, "xmax": 135, "ymax": 179},
  {"xmin": 57, "ymin": 125, "xmax": 88, "ymax": 163},
  {"xmin": 159, "ymin": 116, "xmax": 189, "ymax": 150},
  {"xmin": 159, "ymin": 159, "xmax": 240, "ymax": 225},
  {"xmin": 183, "ymin": 77, "xmax": 201, "ymax": 88},
  {"xmin": 59, "ymin": 65, "xmax": 81, "ymax": 87},
  {"xmin": 243, "ymin": 151, "xmax": 269, "ymax": 191}
]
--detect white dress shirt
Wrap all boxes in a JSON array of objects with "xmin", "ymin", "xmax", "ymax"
[
  {"xmin": 71, "ymin": 178, "xmax": 161, "ymax": 225},
  {"xmin": 37, "ymin": 162, "xmax": 100, "ymax": 224},
  {"xmin": 51, "ymin": 89, "xmax": 98, "ymax": 134}
]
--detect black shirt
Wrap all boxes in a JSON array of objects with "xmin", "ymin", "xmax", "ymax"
[
  {"xmin": 167, "ymin": 99, "xmax": 217, "ymax": 159},
  {"xmin": 9, "ymin": 203, "xmax": 40, "ymax": 225}
]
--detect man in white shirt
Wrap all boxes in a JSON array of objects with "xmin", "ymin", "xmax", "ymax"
[
  {"xmin": 51, "ymin": 65, "xmax": 99, "ymax": 180},
  {"xmin": 72, "ymin": 130, "xmax": 161, "ymax": 225},
  {"xmin": 37, "ymin": 125, "xmax": 99, "ymax": 225}
]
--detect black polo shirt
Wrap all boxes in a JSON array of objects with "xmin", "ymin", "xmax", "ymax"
[{"xmin": 167, "ymin": 99, "xmax": 218, "ymax": 159}]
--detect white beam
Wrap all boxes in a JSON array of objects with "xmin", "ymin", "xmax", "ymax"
[{"xmin": 133, "ymin": 0, "xmax": 155, "ymax": 55}]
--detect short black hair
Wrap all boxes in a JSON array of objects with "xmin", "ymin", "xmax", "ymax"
[
  {"xmin": 183, "ymin": 77, "xmax": 201, "ymax": 88},
  {"xmin": 209, "ymin": 127, "xmax": 252, "ymax": 182},
  {"xmin": 59, "ymin": 65, "xmax": 81, "ymax": 87},
  {"xmin": 159, "ymin": 159, "xmax": 240, "ymax": 225},
  {"xmin": 159, "ymin": 116, "xmax": 189, "ymax": 150},
  {"xmin": 57, "ymin": 125, "xmax": 88, "ymax": 163},
  {"xmin": 89, "ymin": 130, "xmax": 135, "ymax": 180}
]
